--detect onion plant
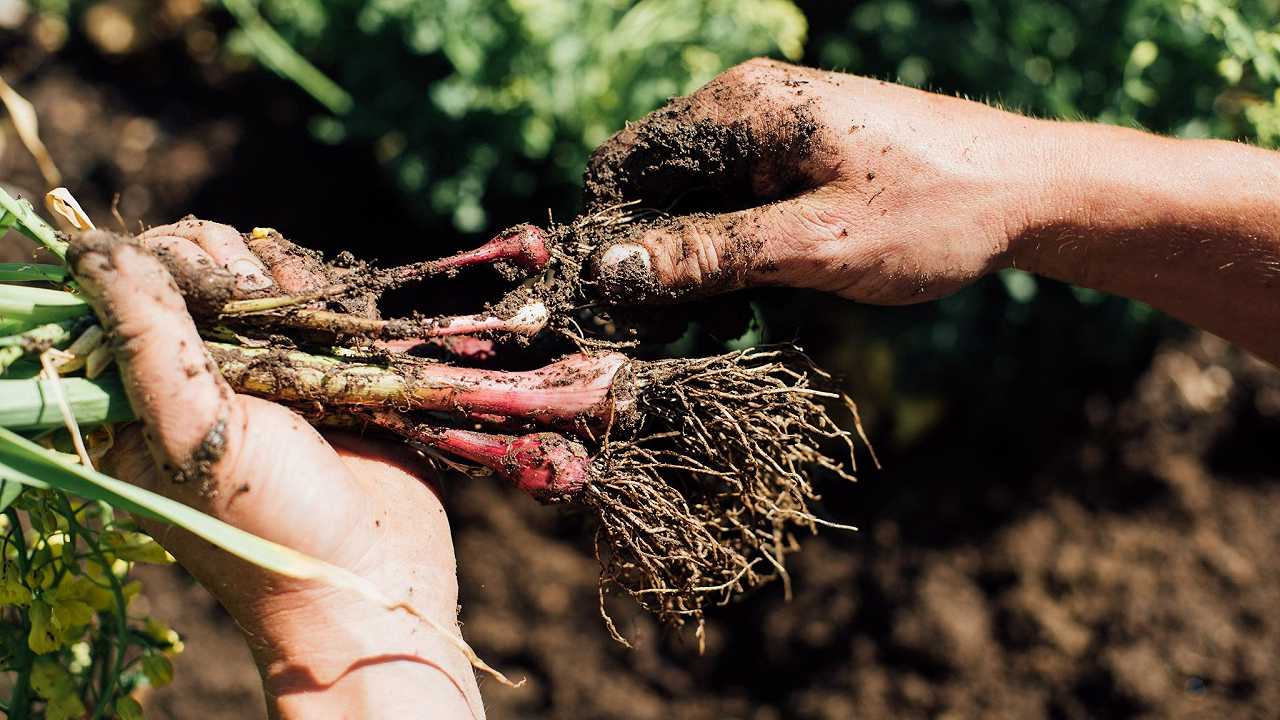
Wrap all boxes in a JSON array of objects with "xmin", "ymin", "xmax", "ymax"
[{"xmin": 0, "ymin": 184, "xmax": 870, "ymax": 715}]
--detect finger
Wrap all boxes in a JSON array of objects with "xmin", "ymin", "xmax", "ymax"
[
  {"xmin": 68, "ymin": 231, "xmax": 244, "ymax": 486},
  {"xmin": 591, "ymin": 193, "xmax": 847, "ymax": 303},
  {"xmin": 245, "ymin": 228, "xmax": 331, "ymax": 294},
  {"xmin": 141, "ymin": 218, "xmax": 273, "ymax": 292},
  {"xmin": 137, "ymin": 234, "xmax": 236, "ymax": 317},
  {"xmin": 583, "ymin": 59, "xmax": 834, "ymax": 211}
]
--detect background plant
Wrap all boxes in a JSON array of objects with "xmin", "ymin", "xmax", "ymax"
[{"xmin": 227, "ymin": 0, "xmax": 808, "ymax": 232}]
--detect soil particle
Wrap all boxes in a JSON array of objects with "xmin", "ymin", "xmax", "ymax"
[
  {"xmin": 154, "ymin": 246, "xmax": 236, "ymax": 318},
  {"xmin": 68, "ymin": 230, "xmax": 236, "ymax": 318},
  {"xmin": 172, "ymin": 415, "xmax": 228, "ymax": 489},
  {"xmin": 577, "ymin": 213, "xmax": 766, "ymax": 304},
  {"xmin": 1105, "ymin": 643, "xmax": 1174, "ymax": 707},
  {"xmin": 891, "ymin": 562, "xmax": 994, "ymax": 671},
  {"xmin": 583, "ymin": 89, "xmax": 826, "ymax": 214}
]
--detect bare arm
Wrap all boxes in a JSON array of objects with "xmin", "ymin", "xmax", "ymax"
[
  {"xmin": 587, "ymin": 59, "xmax": 1280, "ymax": 365},
  {"xmin": 1015, "ymin": 125, "xmax": 1280, "ymax": 363}
]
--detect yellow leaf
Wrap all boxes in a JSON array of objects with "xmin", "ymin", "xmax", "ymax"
[
  {"xmin": 51, "ymin": 598, "xmax": 94, "ymax": 629},
  {"xmin": 141, "ymin": 654, "xmax": 173, "ymax": 687},
  {"xmin": 29, "ymin": 657, "xmax": 69, "ymax": 698},
  {"xmin": 45, "ymin": 692, "xmax": 87, "ymax": 720},
  {"xmin": 0, "ymin": 562, "xmax": 31, "ymax": 605},
  {"xmin": 103, "ymin": 530, "xmax": 172, "ymax": 564},
  {"xmin": 0, "ymin": 73, "xmax": 61, "ymax": 187},
  {"xmin": 115, "ymin": 696, "xmax": 144, "ymax": 720},
  {"xmin": 28, "ymin": 600, "xmax": 62, "ymax": 654},
  {"xmin": 44, "ymin": 188, "xmax": 95, "ymax": 232}
]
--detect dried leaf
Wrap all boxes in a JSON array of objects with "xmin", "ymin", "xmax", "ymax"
[
  {"xmin": 44, "ymin": 188, "xmax": 95, "ymax": 232},
  {"xmin": 0, "ymin": 73, "xmax": 61, "ymax": 187}
]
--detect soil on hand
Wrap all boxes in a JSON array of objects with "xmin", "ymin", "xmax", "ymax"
[{"xmin": 7, "ymin": 33, "xmax": 1279, "ymax": 720}]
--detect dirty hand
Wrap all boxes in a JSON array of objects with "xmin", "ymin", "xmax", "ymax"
[
  {"xmin": 586, "ymin": 57, "xmax": 1050, "ymax": 305},
  {"xmin": 68, "ymin": 221, "xmax": 480, "ymax": 719}
]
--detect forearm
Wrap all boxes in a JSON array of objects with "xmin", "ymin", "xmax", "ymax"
[{"xmin": 1015, "ymin": 122, "xmax": 1280, "ymax": 363}]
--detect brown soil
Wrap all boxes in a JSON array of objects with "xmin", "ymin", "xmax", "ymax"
[
  {"xmin": 131, "ymin": 329, "xmax": 1280, "ymax": 719},
  {"xmin": 582, "ymin": 76, "xmax": 824, "ymax": 212},
  {"xmin": 7, "ymin": 30, "xmax": 1280, "ymax": 720}
]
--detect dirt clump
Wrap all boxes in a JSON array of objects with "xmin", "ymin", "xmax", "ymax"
[{"xmin": 582, "ymin": 82, "xmax": 826, "ymax": 214}]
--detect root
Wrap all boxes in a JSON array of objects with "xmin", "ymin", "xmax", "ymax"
[{"xmin": 588, "ymin": 347, "xmax": 861, "ymax": 635}]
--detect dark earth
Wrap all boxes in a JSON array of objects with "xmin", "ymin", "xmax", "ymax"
[{"xmin": 2, "ymin": 21, "xmax": 1277, "ymax": 720}]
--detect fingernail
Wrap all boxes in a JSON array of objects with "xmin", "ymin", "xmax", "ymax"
[
  {"xmin": 594, "ymin": 242, "xmax": 654, "ymax": 303},
  {"xmin": 227, "ymin": 257, "xmax": 272, "ymax": 291}
]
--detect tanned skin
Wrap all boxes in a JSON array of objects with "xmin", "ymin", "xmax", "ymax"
[
  {"xmin": 79, "ymin": 59, "xmax": 1279, "ymax": 719},
  {"xmin": 592, "ymin": 59, "xmax": 1280, "ymax": 365}
]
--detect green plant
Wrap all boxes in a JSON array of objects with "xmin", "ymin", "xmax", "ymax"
[{"xmin": 221, "ymin": 0, "xmax": 807, "ymax": 231}]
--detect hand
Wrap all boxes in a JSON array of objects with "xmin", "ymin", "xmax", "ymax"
[
  {"xmin": 586, "ymin": 58, "xmax": 1280, "ymax": 365},
  {"xmin": 68, "ymin": 221, "xmax": 482, "ymax": 719},
  {"xmin": 585, "ymin": 57, "xmax": 1052, "ymax": 305}
]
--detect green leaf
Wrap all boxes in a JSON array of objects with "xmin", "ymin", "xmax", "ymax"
[
  {"xmin": 0, "ymin": 263, "xmax": 68, "ymax": 283},
  {"xmin": 0, "ymin": 477, "xmax": 21, "ymax": 513},
  {"xmin": 0, "ymin": 186, "xmax": 66, "ymax": 260},
  {"xmin": 221, "ymin": 0, "xmax": 353, "ymax": 115},
  {"xmin": 0, "ymin": 375, "xmax": 134, "ymax": 430},
  {"xmin": 141, "ymin": 654, "xmax": 173, "ymax": 688},
  {"xmin": 0, "ymin": 284, "xmax": 89, "ymax": 324}
]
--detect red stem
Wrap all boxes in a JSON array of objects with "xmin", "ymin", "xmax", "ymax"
[
  {"xmin": 373, "ymin": 412, "xmax": 590, "ymax": 503},
  {"xmin": 378, "ymin": 335, "xmax": 497, "ymax": 362},
  {"xmin": 214, "ymin": 346, "xmax": 635, "ymax": 431},
  {"xmin": 403, "ymin": 302, "xmax": 548, "ymax": 338},
  {"xmin": 388, "ymin": 224, "xmax": 549, "ymax": 282},
  {"xmin": 402, "ymin": 351, "xmax": 632, "ymax": 429}
]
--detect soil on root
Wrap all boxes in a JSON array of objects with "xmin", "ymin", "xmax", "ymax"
[
  {"xmin": 15, "ymin": 31, "xmax": 1280, "ymax": 720},
  {"xmin": 447, "ymin": 330, "xmax": 1280, "ymax": 719}
]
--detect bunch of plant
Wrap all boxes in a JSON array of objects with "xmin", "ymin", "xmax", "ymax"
[{"xmin": 0, "ymin": 183, "xmax": 869, "ymax": 715}]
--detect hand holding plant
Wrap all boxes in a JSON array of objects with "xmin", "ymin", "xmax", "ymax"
[{"xmin": 72, "ymin": 229, "xmax": 483, "ymax": 717}]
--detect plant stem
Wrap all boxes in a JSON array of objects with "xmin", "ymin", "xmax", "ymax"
[
  {"xmin": 368, "ymin": 412, "xmax": 590, "ymax": 503},
  {"xmin": 0, "ymin": 321, "xmax": 80, "ymax": 373},
  {"xmin": 57, "ymin": 495, "xmax": 130, "ymax": 720},
  {"xmin": 0, "ymin": 263, "xmax": 68, "ymax": 283},
  {"xmin": 220, "ymin": 0, "xmax": 353, "ymax": 115},
  {"xmin": 6, "ymin": 508, "xmax": 33, "ymax": 720},
  {"xmin": 226, "ymin": 302, "xmax": 550, "ymax": 342},
  {"xmin": 0, "ymin": 375, "xmax": 132, "ymax": 430},
  {"xmin": 210, "ymin": 343, "xmax": 631, "ymax": 429},
  {"xmin": 0, "ymin": 187, "xmax": 66, "ymax": 260},
  {"xmin": 217, "ymin": 226, "xmax": 548, "ymax": 318},
  {"xmin": 381, "ymin": 224, "xmax": 549, "ymax": 283}
]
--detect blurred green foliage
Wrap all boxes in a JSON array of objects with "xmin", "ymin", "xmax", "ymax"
[
  {"xmin": 799, "ymin": 0, "xmax": 1276, "ymax": 323},
  {"xmin": 807, "ymin": 0, "xmax": 1279, "ymax": 143},
  {"xmin": 225, "ymin": 0, "xmax": 806, "ymax": 231},
  {"xmin": 222, "ymin": 0, "xmax": 1278, "ymax": 234}
]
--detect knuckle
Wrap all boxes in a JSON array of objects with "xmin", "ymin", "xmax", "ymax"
[
  {"xmin": 671, "ymin": 221, "xmax": 725, "ymax": 289},
  {"xmin": 712, "ymin": 57, "xmax": 775, "ymax": 95},
  {"xmin": 791, "ymin": 201, "xmax": 849, "ymax": 244},
  {"xmin": 730, "ymin": 56, "xmax": 781, "ymax": 78}
]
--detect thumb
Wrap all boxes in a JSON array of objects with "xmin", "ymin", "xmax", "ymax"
[
  {"xmin": 68, "ymin": 231, "xmax": 244, "ymax": 490},
  {"xmin": 590, "ymin": 195, "xmax": 840, "ymax": 303}
]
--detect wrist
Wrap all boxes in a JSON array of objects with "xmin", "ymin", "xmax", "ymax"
[
  {"xmin": 1004, "ymin": 121, "xmax": 1280, "ymax": 362},
  {"xmin": 1008, "ymin": 122, "xmax": 1280, "ymax": 287},
  {"xmin": 241, "ymin": 583, "xmax": 482, "ymax": 718}
]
